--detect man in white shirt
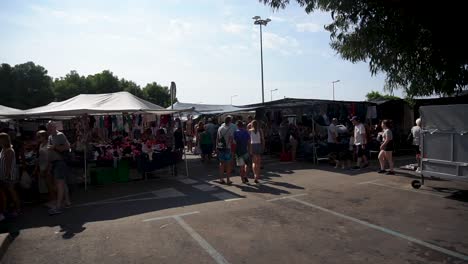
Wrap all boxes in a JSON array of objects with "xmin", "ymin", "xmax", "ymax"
[
  {"xmin": 327, "ymin": 118, "xmax": 338, "ymax": 163},
  {"xmin": 351, "ymin": 116, "xmax": 369, "ymax": 169}
]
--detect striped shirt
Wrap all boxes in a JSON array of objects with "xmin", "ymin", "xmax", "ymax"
[{"xmin": 0, "ymin": 147, "xmax": 18, "ymax": 182}]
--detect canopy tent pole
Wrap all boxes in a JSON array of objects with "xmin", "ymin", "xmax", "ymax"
[{"xmin": 84, "ymin": 145, "xmax": 88, "ymax": 191}]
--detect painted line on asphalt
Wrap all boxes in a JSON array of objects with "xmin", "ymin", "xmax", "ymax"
[
  {"xmin": 367, "ymin": 182, "xmax": 445, "ymax": 198},
  {"xmin": 266, "ymin": 193, "xmax": 307, "ymax": 202},
  {"xmin": 224, "ymin": 198, "xmax": 243, "ymax": 202},
  {"xmin": 143, "ymin": 211, "xmax": 200, "ymax": 222},
  {"xmin": 175, "ymin": 216, "xmax": 230, "ymax": 264},
  {"xmin": 357, "ymin": 179, "xmax": 381, "ymax": 185},
  {"xmin": 286, "ymin": 197, "xmax": 468, "ymax": 262},
  {"xmin": 74, "ymin": 197, "xmax": 161, "ymax": 207},
  {"xmin": 96, "ymin": 190, "xmax": 157, "ymax": 203}
]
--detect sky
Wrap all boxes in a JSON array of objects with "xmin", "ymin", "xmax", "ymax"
[{"xmin": 0, "ymin": 0, "xmax": 400, "ymax": 105}]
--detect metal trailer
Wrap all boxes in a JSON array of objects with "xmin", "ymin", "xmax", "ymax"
[{"xmin": 411, "ymin": 104, "xmax": 468, "ymax": 189}]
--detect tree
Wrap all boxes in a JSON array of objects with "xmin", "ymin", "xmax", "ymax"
[
  {"xmin": 85, "ymin": 70, "xmax": 121, "ymax": 94},
  {"xmin": 0, "ymin": 62, "xmax": 54, "ymax": 109},
  {"xmin": 0, "ymin": 64, "xmax": 14, "ymax": 107},
  {"xmin": 365, "ymin": 91, "xmax": 400, "ymax": 101},
  {"xmin": 53, "ymin": 70, "xmax": 88, "ymax": 101},
  {"xmin": 119, "ymin": 78, "xmax": 144, "ymax": 98},
  {"xmin": 142, "ymin": 82, "xmax": 177, "ymax": 108},
  {"xmin": 260, "ymin": 0, "xmax": 468, "ymax": 97}
]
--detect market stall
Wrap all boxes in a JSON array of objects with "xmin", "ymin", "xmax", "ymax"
[
  {"xmin": 3, "ymin": 92, "xmax": 190, "ymax": 190},
  {"xmin": 245, "ymin": 98, "xmax": 375, "ymax": 163}
]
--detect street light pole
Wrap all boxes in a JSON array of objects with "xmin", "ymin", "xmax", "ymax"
[
  {"xmin": 332, "ymin": 80, "xmax": 340, "ymax": 100},
  {"xmin": 253, "ymin": 16, "xmax": 271, "ymax": 104},
  {"xmin": 260, "ymin": 24, "xmax": 264, "ymax": 104},
  {"xmin": 230, "ymin": 95, "xmax": 238, "ymax": 105},
  {"xmin": 270, "ymin": 88, "xmax": 278, "ymax": 101}
]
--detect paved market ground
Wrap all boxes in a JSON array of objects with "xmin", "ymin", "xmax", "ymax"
[{"xmin": 2, "ymin": 155, "xmax": 468, "ymax": 264}]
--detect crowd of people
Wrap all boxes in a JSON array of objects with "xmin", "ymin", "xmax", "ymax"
[
  {"xmin": 0, "ymin": 113, "xmax": 423, "ymax": 222},
  {"xmin": 0, "ymin": 121, "xmax": 72, "ymax": 222},
  {"xmin": 183, "ymin": 114, "xmax": 417, "ymax": 183},
  {"xmin": 326, "ymin": 116, "xmax": 397, "ymax": 174},
  {"xmin": 186, "ymin": 115, "xmax": 265, "ymax": 185}
]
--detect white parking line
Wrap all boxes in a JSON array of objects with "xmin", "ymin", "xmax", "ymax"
[
  {"xmin": 224, "ymin": 198, "xmax": 243, "ymax": 202},
  {"xmin": 285, "ymin": 197, "xmax": 468, "ymax": 262},
  {"xmin": 143, "ymin": 211, "xmax": 230, "ymax": 264},
  {"xmin": 357, "ymin": 179, "xmax": 381, "ymax": 185},
  {"xmin": 175, "ymin": 216, "xmax": 230, "ymax": 264},
  {"xmin": 367, "ymin": 182, "xmax": 445, "ymax": 198},
  {"xmin": 266, "ymin": 193, "xmax": 307, "ymax": 202},
  {"xmin": 143, "ymin": 211, "xmax": 200, "ymax": 222}
]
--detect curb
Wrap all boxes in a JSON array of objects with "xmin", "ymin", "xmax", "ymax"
[{"xmin": 0, "ymin": 233, "xmax": 12, "ymax": 261}]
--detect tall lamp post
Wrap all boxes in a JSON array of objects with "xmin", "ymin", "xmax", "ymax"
[
  {"xmin": 230, "ymin": 95, "xmax": 238, "ymax": 105},
  {"xmin": 253, "ymin": 16, "xmax": 271, "ymax": 104},
  {"xmin": 332, "ymin": 80, "xmax": 340, "ymax": 101},
  {"xmin": 270, "ymin": 88, "xmax": 278, "ymax": 101}
]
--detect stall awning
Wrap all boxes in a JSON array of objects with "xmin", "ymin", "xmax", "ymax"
[
  {"xmin": 0, "ymin": 104, "xmax": 24, "ymax": 118},
  {"xmin": 169, "ymin": 102, "xmax": 255, "ymax": 115},
  {"xmin": 18, "ymin": 92, "xmax": 183, "ymax": 118}
]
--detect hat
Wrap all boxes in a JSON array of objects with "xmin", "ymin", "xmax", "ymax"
[{"xmin": 350, "ymin": 116, "xmax": 359, "ymax": 122}]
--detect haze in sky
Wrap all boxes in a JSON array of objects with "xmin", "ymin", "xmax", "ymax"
[{"xmin": 0, "ymin": 0, "xmax": 398, "ymax": 105}]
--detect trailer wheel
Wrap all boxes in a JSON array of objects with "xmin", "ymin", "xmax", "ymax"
[{"xmin": 411, "ymin": 180, "xmax": 422, "ymax": 189}]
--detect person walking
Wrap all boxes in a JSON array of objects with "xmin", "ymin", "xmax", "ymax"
[
  {"xmin": 234, "ymin": 121, "xmax": 251, "ymax": 184},
  {"xmin": 36, "ymin": 130, "xmax": 56, "ymax": 206},
  {"xmin": 205, "ymin": 118, "xmax": 217, "ymax": 147},
  {"xmin": 351, "ymin": 116, "xmax": 369, "ymax": 169},
  {"xmin": 0, "ymin": 133, "xmax": 21, "ymax": 215},
  {"xmin": 249, "ymin": 120, "xmax": 265, "ymax": 184},
  {"xmin": 198, "ymin": 123, "xmax": 213, "ymax": 162},
  {"xmin": 409, "ymin": 118, "xmax": 422, "ymax": 166},
  {"xmin": 185, "ymin": 115, "xmax": 195, "ymax": 153},
  {"xmin": 46, "ymin": 121, "xmax": 71, "ymax": 215},
  {"xmin": 216, "ymin": 116, "xmax": 235, "ymax": 185},
  {"xmin": 327, "ymin": 118, "xmax": 338, "ymax": 165},
  {"xmin": 378, "ymin": 120, "xmax": 395, "ymax": 175},
  {"xmin": 246, "ymin": 115, "xmax": 254, "ymax": 130}
]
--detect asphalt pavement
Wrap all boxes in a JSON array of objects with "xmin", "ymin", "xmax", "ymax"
[{"xmin": 2, "ymin": 155, "xmax": 468, "ymax": 264}]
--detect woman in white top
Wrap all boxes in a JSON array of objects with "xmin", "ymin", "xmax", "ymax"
[
  {"xmin": 36, "ymin": 130, "xmax": 56, "ymax": 203},
  {"xmin": 378, "ymin": 120, "xmax": 395, "ymax": 175},
  {"xmin": 0, "ymin": 132, "xmax": 21, "ymax": 215},
  {"xmin": 249, "ymin": 120, "xmax": 265, "ymax": 184}
]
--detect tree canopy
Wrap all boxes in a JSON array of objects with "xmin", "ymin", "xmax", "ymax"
[
  {"xmin": 261, "ymin": 0, "xmax": 468, "ymax": 97},
  {"xmin": 365, "ymin": 91, "xmax": 400, "ymax": 101},
  {"xmin": 0, "ymin": 62, "xmax": 177, "ymax": 109}
]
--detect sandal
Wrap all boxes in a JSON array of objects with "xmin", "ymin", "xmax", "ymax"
[
  {"xmin": 219, "ymin": 180, "xmax": 226, "ymax": 184},
  {"xmin": 226, "ymin": 181, "xmax": 233, "ymax": 185}
]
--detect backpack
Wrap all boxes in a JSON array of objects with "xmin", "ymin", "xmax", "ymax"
[{"xmin": 217, "ymin": 127, "xmax": 231, "ymax": 151}]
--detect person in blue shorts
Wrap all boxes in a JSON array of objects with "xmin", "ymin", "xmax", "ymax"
[
  {"xmin": 216, "ymin": 116, "xmax": 235, "ymax": 185},
  {"xmin": 234, "ymin": 120, "xmax": 251, "ymax": 184}
]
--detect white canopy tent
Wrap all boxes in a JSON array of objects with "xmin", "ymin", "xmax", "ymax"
[
  {"xmin": 0, "ymin": 104, "xmax": 24, "ymax": 118},
  {"xmin": 168, "ymin": 102, "xmax": 255, "ymax": 116},
  {"xmin": 23, "ymin": 91, "xmax": 182, "ymax": 117}
]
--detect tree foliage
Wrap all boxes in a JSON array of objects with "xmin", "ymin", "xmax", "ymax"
[
  {"xmin": 0, "ymin": 62, "xmax": 176, "ymax": 109},
  {"xmin": 142, "ymin": 82, "xmax": 174, "ymax": 108},
  {"xmin": 365, "ymin": 91, "xmax": 400, "ymax": 101},
  {"xmin": 260, "ymin": 0, "xmax": 468, "ymax": 97},
  {"xmin": 0, "ymin": 62, "xmax": 54, "ymax": 109}
]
